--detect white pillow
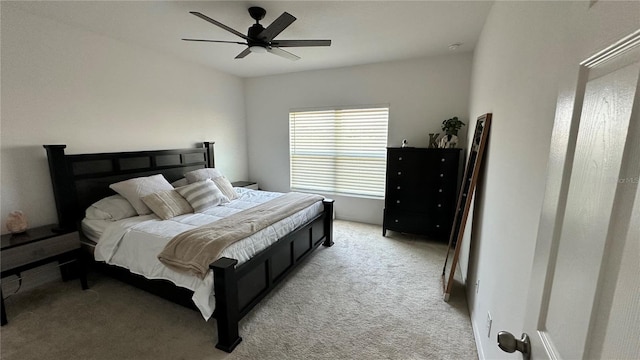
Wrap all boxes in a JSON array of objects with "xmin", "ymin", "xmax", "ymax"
[
  {"xmin": 184, "ymin": 168, "xmax": 223, "ymax": 184},
  {"xmin": 175, "ymin": 179, "xmax": 229, "ymax": 212},
  {"xmin": 85, "ymin": 195, "xmax": 137, "ymax": 221},
  {"xmin": 109, "ymin": 174, "xmax": 174, "ymax": 215}
]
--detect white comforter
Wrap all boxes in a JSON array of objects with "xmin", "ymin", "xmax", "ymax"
[{"xmin": 92, "ymin": 188, "xmax": 324, "ymax": 320}]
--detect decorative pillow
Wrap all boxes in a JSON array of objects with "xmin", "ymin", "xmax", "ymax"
[
  {"xmin": 175, "ymin": 179, "xmax": 229, "ymax": 212},
  {"xmin": 85, "ymin": 195, "xmax": 138, "ymax": 221},
  {"xmin": 171, "ymin": 178, "xmax": 189, "ymax": 188},
  {"xmin": 141, "ymin": 190, "xmax": 193, "ymax": 220},
  {"xmin": 211, "ymin": 176, "xmax": 239, "ymax": 201},
  {"xmin": 184, "ymin": 168, "xmax": 223, "ymax": 184},
  {"xmin": 109, "ymin": 174, "xmax": 174, "ymax": 215}
]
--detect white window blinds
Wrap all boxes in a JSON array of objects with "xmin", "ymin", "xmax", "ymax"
[{"xmin": 289, "ymin": 106, "xmax": 389, "ymax": 198}]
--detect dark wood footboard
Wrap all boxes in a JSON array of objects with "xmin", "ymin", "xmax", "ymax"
[{"xmin": 211, "ymin": 198, "xmax": 334, "ymax": 352}]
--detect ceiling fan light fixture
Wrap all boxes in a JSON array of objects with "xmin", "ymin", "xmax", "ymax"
[{"xmin": 249, "ymin": 45, "xmax": 267, "ymax": 53}]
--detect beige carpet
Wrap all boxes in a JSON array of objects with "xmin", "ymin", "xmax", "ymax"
[{"xmin": 0, "ymin": 220, "xmax": 477, "ymax": 360}]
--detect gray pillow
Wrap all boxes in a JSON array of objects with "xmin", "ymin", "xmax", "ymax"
[
  {"xmin": 171, "ymin": 178, "xmax": 189, "ymax": 188},
  {"xmin": 184, "ymin": 168, "xmax": 223, "ymax": 184}
]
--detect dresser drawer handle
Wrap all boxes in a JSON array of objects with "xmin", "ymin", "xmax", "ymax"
[
  {"xmin": 438, "ymin": 189, "xmax": 443, "ymax": 193},
  {"xmin": 436, "ymin": 224, "xmax": 440, "ymax": 228},
  {"xmin": 441, "ymin": 158, "xmax": 446, "ymax": 162},
  {"xmin": 437, "ymin": 204, "xmax": 442, "ymax": 207},
  {"xmin": 397, "ymin": 186, "xmax": 401, "ymax": 190},
  {"xmin": 396, "ymin": 200, "xmax": 401, "ymax": 204},
  {"xmin": 440, "ymin": 173, "xmax": 444, "ymax": 177},
  {"xmin": 397, "ymin": 171, "xmax": 402, "ymax": 175},
  {"xmin": 394, "ymin": 219, "xmax": 399, "ymax": 223},
  {"xmin": 398, "ymin": 156, "xmax": 403, "ymax": 161}
]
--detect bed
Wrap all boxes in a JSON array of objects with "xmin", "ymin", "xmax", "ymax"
[{"xmin": 43, "ymin": 142, "xmax": 334, "ymax": 352}]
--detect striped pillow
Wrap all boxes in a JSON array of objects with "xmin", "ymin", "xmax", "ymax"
[
  {"xmin": 212, "ymin": 176, "xmax": 239, "ymax": 201},
  {"xmin": 175, "ymin": 179, "xmax": 229, "ymax": 212},
  {"xmin": 141, "ymin": 190, "xmax": 193, "ymax": 220}
]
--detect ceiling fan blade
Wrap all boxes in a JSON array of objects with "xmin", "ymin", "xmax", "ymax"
[
  {"xmin": 182, "ymin": 39, "xmax": 247, "ymax": 45},
  {"xmin": 267, "ymin": 47, "xmax": 300, "ymax": 61},
  {"xmin": 258, "ymin": 12, "xmax": 296, "ymax": 42},
  {"xmin": 189, "ymin": 11, "xmax": 249, "ymax": 41},
  {"xmin": 235, "ymin": 48, "xmax": 252, "ymax": 59},
  {"xmin": 270, "ymin": 40, "xmax": 331, "ymax": 47}
]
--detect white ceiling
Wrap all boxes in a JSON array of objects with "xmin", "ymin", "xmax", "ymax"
[{"xmin": 6, "ymin": 1, "xmax": 494, "ymax": 78}]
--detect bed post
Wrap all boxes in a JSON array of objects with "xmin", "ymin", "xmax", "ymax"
[
  {"xmin": 202, "ymin": 141, "xmax": 215, "ymax": 168},
  {"xmin": 43, "ymin": 145, "xmax": 76, "ymax": 231},
  {"xmin": 322, "ymin": 199, "xmax": 335, "ymax": 247},
  {"xmin": 210, "ymin": 257, "xmax": 242, "ymax": 353}
]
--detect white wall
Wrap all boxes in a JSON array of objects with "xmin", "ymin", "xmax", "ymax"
[
  {"xmin": 244, "ymin": 54, "xmax": 472, "ymax": 224},
  {"xmin": 461, "ymin": 1, "xmax": 640, "ymax": 359},
  {"xmin": 0, "ymin": 6, "xmax": 248, "ymax": 234}
]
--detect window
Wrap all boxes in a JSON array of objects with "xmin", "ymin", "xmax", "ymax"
[{"xmin": 289, "ymin": 106, "xmax": 389, "ymax": 198}]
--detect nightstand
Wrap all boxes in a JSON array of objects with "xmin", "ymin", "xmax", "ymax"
[
  {"xmin": 1, "ymin": 224, "xmax": 88, "ymax": 325},
  {"xmin": 232, "ymin": 181, "xmax": 259, "ymax": 190}
]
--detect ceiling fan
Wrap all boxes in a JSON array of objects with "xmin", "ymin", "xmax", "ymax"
[{"xmin": 183, "ymin": 7, "xmax": 331, "ymax": 61}]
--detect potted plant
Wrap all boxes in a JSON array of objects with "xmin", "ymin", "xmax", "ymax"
[
  {"xmin": 441, "ymin": 116, "xmax": 465, "ymax": 136},
  {"xmin": 439, "ymin": 116, "xmax": 465, "ymax": 148}
]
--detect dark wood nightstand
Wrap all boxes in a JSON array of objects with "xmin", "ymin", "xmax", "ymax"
[
  {"xmin": 1, "ymin": 224, "xmax": 88, "ymax": 325},
  {"xmin": 232, "ymin": 181, "xmax": 259, "ymax": 190}
]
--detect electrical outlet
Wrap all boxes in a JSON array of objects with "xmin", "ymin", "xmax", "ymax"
[{"xmin": 486, "ymin": 311, "xmax": 492, "ymax": 338}]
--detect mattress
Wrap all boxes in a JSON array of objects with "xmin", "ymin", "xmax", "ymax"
[
  {"xmin": 89, "ymin": 188, "xmax": 324, "ymax": 320},
  {"xmin": 81, "ymin": 219, "xmax": 110, "ymax": 243}
]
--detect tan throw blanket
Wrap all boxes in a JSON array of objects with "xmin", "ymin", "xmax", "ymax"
[{"xmin": 158, "ymin": 192, "xmax": 324, "ymax": 278}]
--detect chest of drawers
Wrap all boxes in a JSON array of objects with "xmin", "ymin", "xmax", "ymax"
[{"xmin": 383, "ymin": 147, "xmax": 463, "ymax": 240}]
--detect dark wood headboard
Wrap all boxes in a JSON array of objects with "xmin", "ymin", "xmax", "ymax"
[{"xmin": 44, "ymin": 142, "xmax": 215, "ymax": 231}]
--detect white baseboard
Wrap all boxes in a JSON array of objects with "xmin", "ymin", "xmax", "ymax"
[{"xmin": 470, "ymin": 309, "xmax": 487, "ymax": 360}]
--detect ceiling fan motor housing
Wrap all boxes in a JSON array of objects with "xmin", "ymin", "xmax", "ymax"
[{"xmin": 248, "ymin": 24, "xmax": 266, "ymax": 41}]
